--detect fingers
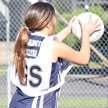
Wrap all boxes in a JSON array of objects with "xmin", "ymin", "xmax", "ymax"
[
  {"xmin": 72, "ymin": 16, "xmax": 77, "ymax": 22},
  {"xmin": 90, "ymin": 16, "xmax": 101, "ymax": 26},
  {"xmin": 95, "ymin": 20, "xmax": 101, "ymax": 28},
  {"xmin": 78, "ymin": 16, "xmax": 101, "ymax": 36},
  {"xmin": 70, "ymin": 16, "xmax": 77, "ymax": 22},
  {"xmin": 68, "ymin": 16, "xmax": 77, "ymax": 32},
  {"xmin": 88, "ymin": 14, "xmax": 92, "ymax": 22},
  {"xmin": 78, "ymin": 19, "xmax": 82, "ymax": 27},
  {"xmin": 90, "ymin": 19, "xmax": 102, "ymax": 36},
  {"xmin": 93, "ymin": 18, "xmax": 101, "ymax": 31},
  {"xmin": 95, "ymin": 26, "xmax": 101, "ymax": 32},
  {"xmin": 78, "ymin": 19, "xmax": 83, "ymax": 35},
  {"xmin": 69, "ymin": 16, "xmax": 77, "ymax": 25},
  {"xmin": 94, "ymin": 18, "xmax": 100, "ymax": 25},
  {"xmin": 95, "ymin": 24, "xmax": 101, "ymax": 31}
]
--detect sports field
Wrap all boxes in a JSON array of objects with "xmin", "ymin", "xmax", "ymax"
[
  {"xmin": 0, "ymin": 97, "xmax": 108, "ymax": 108},
  {"xmin": 0, "ymin": 65, "xmax": 7, "ymax": 108},
  {"xmin": 0, "ymin": 65, "xmax": 108, "ymax": 108},
  {"xmin": 59, "ymin": 98, "xmax": 108, "ymax": 108}
]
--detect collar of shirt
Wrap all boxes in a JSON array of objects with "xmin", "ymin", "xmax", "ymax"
[{"xmin": 30, "ymin": 31, "xmax": 48, "ymax": 37}]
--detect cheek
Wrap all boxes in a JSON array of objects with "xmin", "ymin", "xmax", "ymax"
[
  {"xmin": 49, "ymin": 24, "xmax": 56, "ymax": 35},
  {"xmin": 52, "ymin": 20, "xmax": 56, "ymax": 31},
  {"xmin": 52, "ymin": 17, "xmax": 56, "ymax": 29},
  {"xmin": 54, "ymin": 18, "xmax": 57, "ymax": 28},
  {"xmin": 49, "ymin": 17, "xmax": 57, "ymax": 34},
  {"xmin": 52, "ymin": 24, "xmax": 56, "ymax": 33},
  {"xmin": 53, "ymin": 23, "xmax": 56, "ymax": 30}
]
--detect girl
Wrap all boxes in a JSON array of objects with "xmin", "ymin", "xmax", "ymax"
[{"xmin": 9, "ymin": 2, "xmax": 101, "ymax": 108}]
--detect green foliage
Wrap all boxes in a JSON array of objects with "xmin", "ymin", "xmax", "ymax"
[
  {"xmin": 89, "ymin": 5, "xmax": 108, "ymax": 24},
  {"xmin": 63, "ymin": 35, "xmax": 79, "ymax": 47},
  {"xmin": 62, "ymin": 6, "xmax": 84, "ymax": 20},
  {"xmin": 56, "ymin": 18, "xmax": 65, "ymax": 33},
  {"xmin": 62, "ymin": 5, "xmax": 108, "ymax": 24}
]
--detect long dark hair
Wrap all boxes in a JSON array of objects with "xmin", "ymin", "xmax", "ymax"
[{"xmin": 14, "ymin": 2, "xmax": 55, "ymax": 85}]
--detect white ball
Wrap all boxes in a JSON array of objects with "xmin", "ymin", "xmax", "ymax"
[
  {"xmin": 72, "ymin": 12, "xmax": 104, "ymax": 42},
  {"xmin": 85, "ymin": 5, "xmax": 89, "ymax": 10},
  {"xmin": 28, "ymin": 0, "xmax": 38, "ymax": 4}
]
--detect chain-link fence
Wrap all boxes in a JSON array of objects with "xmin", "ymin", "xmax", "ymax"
[
  {"xmin": 0, "ymin": 0, "xmax": 108, "ymax": 108},
  {"xmin": 0, "ymin": 0, "xmax": 31, "ymax": 108}
]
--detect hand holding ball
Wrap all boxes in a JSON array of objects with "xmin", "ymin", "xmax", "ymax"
[{"xmin": 72, "ymin": 12, "xmax": 104, "ymax": 42}]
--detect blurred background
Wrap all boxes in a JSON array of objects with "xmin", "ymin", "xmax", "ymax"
[{"xmin": 0, "ymin": 0, "xmax": 108, "ymax": 108}]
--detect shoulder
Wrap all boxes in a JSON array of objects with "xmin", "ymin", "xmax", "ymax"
[
  {"xmin": 39, "ymin": 36, "xmax": 62, "ymax": 63},
  {"xmin": 41, "ymin": 36, "xmax": 59, "ymax": 48}
]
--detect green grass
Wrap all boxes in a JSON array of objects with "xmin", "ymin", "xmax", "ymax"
[
  {"xmin": 0, "ymin": 97, "xmax": 7, "ymax": 108},
  {"xmin": 0, "ymin": 65, "xmax": 7, "ymax": 76},
  {"xmin": 59, "ymin": 98, "xmax": 108, "ymax": 108},
  {"xmin": 0, "ymin": 97, "xmax": 107, "ymax": 108}
]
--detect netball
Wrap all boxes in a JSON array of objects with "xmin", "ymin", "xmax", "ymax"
[{"xmin": 72, "ymin": 12, "xmax": 104, "ymax": 42}]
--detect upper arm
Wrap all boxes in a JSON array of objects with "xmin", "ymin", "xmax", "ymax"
[
  {"xmin": 53, "ymin": 27, "xmax": 71, "ymax": 42},
  {"xmin": 52, "ymin": 41, "xmax": 90, "ymax": 65}
]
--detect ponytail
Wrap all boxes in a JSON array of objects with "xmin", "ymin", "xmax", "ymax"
[{"xmin": 14, "ymin": 27, "xmax": 29, "ymax": 85}]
